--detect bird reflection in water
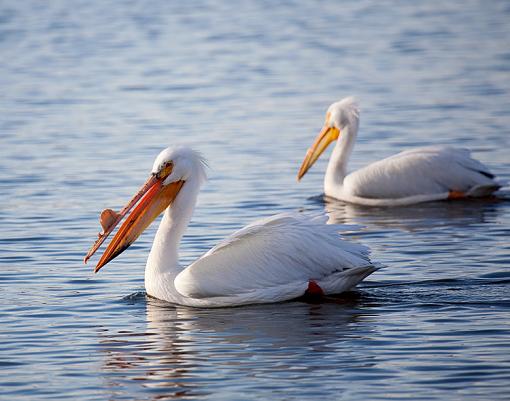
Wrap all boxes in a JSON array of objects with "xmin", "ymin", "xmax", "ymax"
[
  {"xmin": 97, "ymin": 294, "xmax": 377, "ymax": 400},
  {"xmin": 322, "ymin": 195, "xmax": 506, "ymax": 232}
]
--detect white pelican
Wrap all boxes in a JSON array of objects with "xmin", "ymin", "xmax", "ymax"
[
  {"xmin": 298, "ymin": 97, "xmax": 501, "ymax": 206},
  {"xmin": 85, "ymin": 146, "xmax": 379, "ymax": 307}
]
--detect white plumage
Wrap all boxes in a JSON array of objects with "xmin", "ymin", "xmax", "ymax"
[
  {"xmin": 298, "ymin": 97, "xmax": 501, "ymax": 206},
  {"xmin": 89, "ymin": 146, "xmax": 379, "ymax": 308},
  {"xmin": 174, "ymin": 213, "xmax": 375, "ymax": 306}
]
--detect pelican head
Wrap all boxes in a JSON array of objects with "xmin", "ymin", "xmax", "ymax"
[
  {"xmin": 85, "ymin": 146, "xmax": 206, "ymax": 273},
  {"xmin": 297, "ymin": 97, "xmax": 360, "ymax": 180}
]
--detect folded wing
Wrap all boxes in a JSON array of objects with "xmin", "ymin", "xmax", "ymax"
[
  {"xmin": 174, "ymin": 213, "xmax": 374, "ymax": 299},
  {"xmin": 345, "ymin": 146, "xmax": 499, "ymax": 199}
]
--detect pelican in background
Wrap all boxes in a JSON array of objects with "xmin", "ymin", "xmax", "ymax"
[
  {"xmin": 298, "ymin": 97, "xmax": 501, "ymax": 206},
  {"xmin": 85, "ymin": 146, "xmax": 379, "ymax": 307}
]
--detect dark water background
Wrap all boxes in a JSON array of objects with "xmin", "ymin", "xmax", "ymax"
[{"xmin": 1, "ymin": 1, "xmax": 510, "ymax": 400}]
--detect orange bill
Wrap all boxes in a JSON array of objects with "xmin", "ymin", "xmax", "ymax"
[
  {"xmin": 297, "ymin": 124, "xmax": 340, "ymax": 181},
  {"xmin": 93, "ymin": 179, "xmax": 184, "ymax": 273},
  {"xmin": 84, "ymin": 174, "xmax": 160, "ymax": 264}
]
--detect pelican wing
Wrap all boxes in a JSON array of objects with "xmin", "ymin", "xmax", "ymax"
[
  {"xmin": 174, "ymin": 213, "xmax": 374, "ymax": 300},
  {"xmin": 345, "ymin": 146, "xmax": 499, "ymax": 199}
]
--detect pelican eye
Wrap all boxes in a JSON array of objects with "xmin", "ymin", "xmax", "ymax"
[{"xmin": 157, "ymin": 161, "xmax": 174, "ymax": 179}]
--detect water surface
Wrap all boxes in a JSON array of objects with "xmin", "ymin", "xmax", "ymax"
[{"xmin": 1, "ymin": 1, "xmax": 510, "ymax": 400}]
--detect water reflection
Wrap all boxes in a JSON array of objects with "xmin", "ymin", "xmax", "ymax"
[
  {"xmin": 322, "ymin": 196, "xmax": 507, "ymax": 231},
  {"xmin": 98, "ymin": 295, "xmax": 375, "ymax": 400}
]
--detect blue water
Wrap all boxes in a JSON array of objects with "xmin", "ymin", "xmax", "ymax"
[{"xmin": 1, "ymin": 1, "xmax": 510, "ymax": 400}]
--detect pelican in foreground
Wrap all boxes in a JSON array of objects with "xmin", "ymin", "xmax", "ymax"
[
  {"xmin": 298, "ymin": 97, "xmax": 501, "ymax": 206},
  {"xmin": 85, "ymin": 146, "xmax": 379, "ymax": 307}
]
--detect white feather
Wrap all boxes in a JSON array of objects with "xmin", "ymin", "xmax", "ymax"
[
  {"xmin": 316, "ymin": 98, "xmax": 501, "ymax": 206},
  {"xmin": 142, "ymin": 146, "xmax": 379, "ymax": 308},
  {"xmin": 174, "ymin": 213, "xmax": 374, "ymax": 299}
]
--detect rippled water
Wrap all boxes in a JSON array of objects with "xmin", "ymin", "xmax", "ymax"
[{"xmin": 1, "ymin": 1, "xmax": 510, "ymax": 400}]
